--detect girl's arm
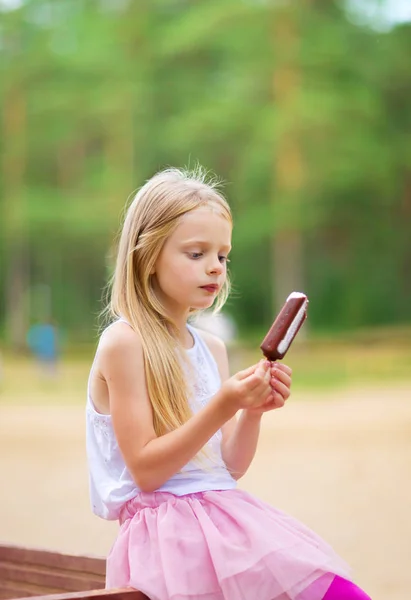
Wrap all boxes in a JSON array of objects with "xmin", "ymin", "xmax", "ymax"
[
  {"xmin": 98, "ymin": 322, "xmax": 272, "ymax": 493},
  {"xmin": 199, "ymin": 330, "xmax": 291, "ymax": 480},
  {"xmin": 222, "ymin": 410, "xmax": 263, "ymax": 480},
  {"xmin": 200, "ymin": 332, "xmax": 262, "ymax": 479}
]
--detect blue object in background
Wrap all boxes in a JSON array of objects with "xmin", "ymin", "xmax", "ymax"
[{"xmin": 27, "ymin": 323, "xmax": 58, "ymax": 360}]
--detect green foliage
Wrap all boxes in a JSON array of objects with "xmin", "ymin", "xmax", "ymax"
[{"xmin": 0, "ymin": 0, "xmax": 410, "ymax": 344}]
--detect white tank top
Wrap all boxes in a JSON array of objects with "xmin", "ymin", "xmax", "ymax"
[{"xmin": 86, "ymin": 323, "xmax": 236, "ymax": 520}]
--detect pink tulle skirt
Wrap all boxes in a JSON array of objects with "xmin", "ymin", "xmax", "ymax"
[{"xmin": 106, "ymin": 489, "xmax": 351, "ymax": 600}]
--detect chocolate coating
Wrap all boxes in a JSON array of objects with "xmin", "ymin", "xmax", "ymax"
[{"xmin": 260, "ymin": 294, "xmax": 308, "ymax": 360}]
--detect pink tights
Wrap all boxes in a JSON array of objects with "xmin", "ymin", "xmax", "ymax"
[{"xmin": 323, "ymin": 576, "xmax": 371, "ymax": 600}]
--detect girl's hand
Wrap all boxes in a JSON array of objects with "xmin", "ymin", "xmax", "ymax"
[
  {"xmin": 246, "ymin": 362, "xmax": 292, "ymax": 415},
  {"xmin": 220, "ymin": 359, "xmax": 273, "ymax": 412}
]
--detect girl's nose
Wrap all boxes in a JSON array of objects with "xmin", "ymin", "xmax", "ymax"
[{"xmin": 207, "ymin": 259, "xmax": 223, "ymax": 275}]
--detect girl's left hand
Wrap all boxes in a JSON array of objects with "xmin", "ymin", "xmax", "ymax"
[{"xmin": 246, "ymin": 362, "xmax": 292, "ymax": 414}]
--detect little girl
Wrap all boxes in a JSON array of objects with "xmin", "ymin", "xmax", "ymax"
[{"xmin": 86, "ymin": 168, "xmax": 371, "ymax": 600}]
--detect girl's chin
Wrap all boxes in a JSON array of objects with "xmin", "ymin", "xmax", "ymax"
[{"xmin": 190, "ymin": 298, "xmax": 215, "ymax": 310}]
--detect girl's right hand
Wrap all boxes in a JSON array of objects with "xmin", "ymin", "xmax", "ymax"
[{"xmin": 220, "ymin": 359, "xmax": 273, "ymax": 412}]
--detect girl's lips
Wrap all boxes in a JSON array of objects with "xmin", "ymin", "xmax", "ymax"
[{"xmin": 200, "ymin": 285, "xmax": 219, "ymax": 293}]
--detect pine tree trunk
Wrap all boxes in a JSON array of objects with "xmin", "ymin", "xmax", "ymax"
[
  {"xmin": 2, "ymin": 85, "xmax": 29, "ymax": 350},
  {"xmin": 272, "ymin": 6, "xmax": 305, "ymax": 312}
]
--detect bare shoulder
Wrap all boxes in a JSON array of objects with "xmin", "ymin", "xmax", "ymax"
[
  {"xmin": 194, "ymin": 327, "xmax": 229, "ymax": 379},
  {"xmin": 98, "ymin": 320, "xmax": 142, "ymax": 356},
  {"xmin": 95, "ymin": 320, "xmax": 145, "ymax": 382},
  {"xmin": 195, "ymin": 327, "xmax": 226, "ymax": 355},
  {"xmin": 89, "ymin": 321, "xmax": 144, "ymax": 415}
]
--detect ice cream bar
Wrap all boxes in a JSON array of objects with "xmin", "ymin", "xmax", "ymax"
[{"xmin": 260, "ymin": 292, "xmax": 308, "ymax": 361}]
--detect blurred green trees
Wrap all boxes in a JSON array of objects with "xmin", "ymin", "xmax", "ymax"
[{"xmin": 0, "ymin": 0, "xmax": 410, "ymax": 347}]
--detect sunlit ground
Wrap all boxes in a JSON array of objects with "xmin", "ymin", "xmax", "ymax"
[{"xmin": 0, "ymin": 333, "xmax": 410, "ymax": 600}]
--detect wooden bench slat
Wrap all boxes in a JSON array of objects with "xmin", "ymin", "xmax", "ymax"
[
  {"xmin": 0, "ymin": 547, "xmax": 105, "ymax": 578},
  {"xmin": 0, "ymin": 562, "xmax": 104, "ymax": 592},
  {"xmin": 0, "ymin": 579, "xmax": 63, "ymax": 598},
  {"xmin": 0, "ymin": 592, "xmax": 43, "ymax": 600},
  {"xmin": 0, "ymin": 545, "xmax": 149, "ymax": 600},
  {"xmin": 13, "ymin": 590, "xmax": 149, "ymax": 600}
]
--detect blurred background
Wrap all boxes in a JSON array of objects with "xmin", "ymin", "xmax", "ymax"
[{"xmin": 0, "ymin": 1, "xmax": 410, "ymax": 599}]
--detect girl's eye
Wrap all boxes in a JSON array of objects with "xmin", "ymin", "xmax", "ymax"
[
  {"xmin": 219, "ymin": 256, "xmax": 230, "ymax": 264},
  {"xmin": 189, "ymin": 252, "xmax": 203, "ymax": 259}
]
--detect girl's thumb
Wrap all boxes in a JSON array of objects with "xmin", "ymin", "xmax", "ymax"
[{"xmin": 237, "ymin": 359, "xmax": 268, "ymax": 380}]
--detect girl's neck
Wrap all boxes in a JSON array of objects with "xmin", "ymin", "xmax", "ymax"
[
  {"xmin": 172, "ymin": 321, "xmax": 194, "ymax": 349},
  {"xmin": 162, "ymin": 311, "xmax": 193, "ymax": 349},
  {"xmin": 151, "ymin": 291, "xmax": 192, "ymax": 347}
]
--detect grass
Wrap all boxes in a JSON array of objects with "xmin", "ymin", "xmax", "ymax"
[
  {"xmin": 0, "ymin": 330, "xmax": 410, "ymax": 406},
  {"xmin": 0, "ymin": 354, "xmax": 93, "ymax": 406},
  {"xmin": 230, "ymin": 331, "xmax": 411, "ymax": 391}
]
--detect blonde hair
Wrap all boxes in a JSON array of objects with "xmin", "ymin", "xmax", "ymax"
[{"xmin": 107, "ymin": 166, "xmax": 232, "ymax": 437}]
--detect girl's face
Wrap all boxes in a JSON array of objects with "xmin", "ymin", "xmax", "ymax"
[{"xmin": 152, "ymin": 206, "xmax": 231, "ymax": 318}]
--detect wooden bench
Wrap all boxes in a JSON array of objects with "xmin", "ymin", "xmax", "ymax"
[{"xmin": 0, "ymin": 545, "xmax": 149, "ymax": 600}]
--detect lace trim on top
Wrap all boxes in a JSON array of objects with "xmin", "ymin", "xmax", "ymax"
[{"xmin": 86, "ymin": 405, "xmax": 112, "ymax": 439}]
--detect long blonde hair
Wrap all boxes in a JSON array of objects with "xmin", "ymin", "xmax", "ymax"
[{"xmin": 107, "ymin": 167, "xmax": 232, "ymax": 436}]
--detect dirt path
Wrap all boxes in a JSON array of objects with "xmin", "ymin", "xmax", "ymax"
[{"xmin": 1, "ymin": 384, "xmax": 410, "ymax": 600}]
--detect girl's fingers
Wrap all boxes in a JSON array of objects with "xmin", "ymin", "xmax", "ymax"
[
  {"xmin": 271, "ymin": 362, "xmax": 292, "ymax": 378},
  {"xmin": 254, "ymin": 393, "xmax": 285, "ymax": 413},
  {"xmin": 243, "ymin": 362, "xmax": 270, "ymax": 391},
  {"xmin": 271, "ymin": 378, "xmax": 290, "ymax": 400},
  {"xmin": 261, "ymin": 388, "xmax": 274, "ymax": 405},
  {"xmin": 271, "ymin": 366, "xmax": 292, "ymax": 388},
  {"xmin": 271, "ymin": 393, "xmax": 286, "ymax": 407},
  {"xmin": 237, "ymin": 362, "xmax": 261, "ymax": 380}
]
